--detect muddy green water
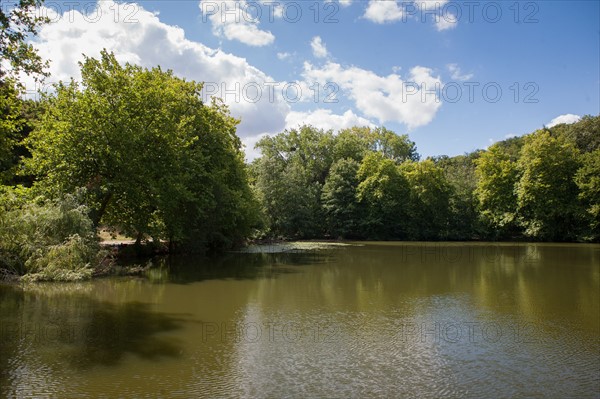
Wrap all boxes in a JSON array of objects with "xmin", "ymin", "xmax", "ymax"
[{"xmin": 1, "ymin": 242, "xmax": 599, "ymax": 398}]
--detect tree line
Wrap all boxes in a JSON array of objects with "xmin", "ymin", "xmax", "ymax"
[{"xmin": 250, "ymin": 118, "xmax": 599, "ymax": 242}]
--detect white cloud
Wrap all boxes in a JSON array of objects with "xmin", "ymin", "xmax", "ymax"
[
  {"xmin": 285, "ymin": 109, "xmax": 374, "ymax": 131},
  {"xmin": 241, "ymin": 133, "xmax": 270, "ymax": 162},
  {"xmin": 325, "ymin": 0, "xmax": 353, "ymax": 7},
  {"xmin": 447, "ymin": 63, "xmax": 473, "ymax": 81},
  {"xmin": 303, "ymin": 61, "xmax": 442, "ymax": 128},
  {"xmin": 310, "ymin": 36, "xmax": 328, "ymax": 58},
  {"xmin": 259, "ymin": 0, "xmax": 284, "ymax": 18},
  {"xmin": 364, "ymin": 0, "xmax": 458, "ymax": 30},
  {"xmin": 29, "ymin": 0, "xmax": 288, "ymax": 139},
  {"xmin": 277, "ymin": 52, "xmax": 291, "ymax": 60},
  {"xmin": 363, "ymin": 0, "xmax": 404, "ymax": 24},
  {"xmin": 200, "ymin": 0, "xmax": 275, "ymax": 46},
  {"xmin": 547, "ymin": 114, "xmax": 581, "ymax": 128},
  {"xmin": 435, "ymin": 13, "xmax": 457, "ymax": 31}
]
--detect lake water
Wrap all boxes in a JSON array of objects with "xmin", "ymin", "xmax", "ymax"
[{"xmin": 1, "ymin": 242, "xmax": 599, "ymax": 398}]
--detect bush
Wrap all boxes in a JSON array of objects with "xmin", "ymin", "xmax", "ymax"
[{"xmin": 0, "ymin": 187, "xmax": 102, "ymax": 281}]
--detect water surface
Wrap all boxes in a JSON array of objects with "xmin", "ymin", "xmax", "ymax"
[{"xmin": 1, "ymin": 242, "xmax": 599, "ymax": 398}]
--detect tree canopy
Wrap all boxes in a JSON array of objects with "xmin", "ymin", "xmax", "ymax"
[
  {"xmin": 25, "ymin": 50, "xmax": 258, "ymax": 250},
  {"xmin": 253, "ymin": 116, "xmax": 600, "ymax": 242}
]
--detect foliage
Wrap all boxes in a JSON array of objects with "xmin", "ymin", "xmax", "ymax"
[
  {"xmin": 0, "ymin": 187, "xmax": 101, "ymax": 280},
  {"xmin": 0, "ymin": 0, "xmax": 49, "ymax": 81},
  {"xmin": 24, "ymin": 50, "xmax": 257, "ymax": 250},
  {"xmin": 321, "ymin": 158, "xmax": 363, "ymax": 238},
  {"xmin": 356, "ymin": 152, "xmax": 410, "ymax": 239},
  {"xmin": 252, "ymin": 116, "xmax": 599, "ymax": 242},
  {"xmin": 575, "ymin": 148, "xmax": 600, "ymax": 240},
  {"xmin": 434, "ymin": 152, "xmax": 482, "ymax": 239},
  {"xmin": 252, "ymin": 125, "xmax": 419, "ymax": 239},
  {"xmin": 550, "ymin": 115, "xmax": 599, "ymax": 154},
  {"xmin": 475, "ymin": 144, "xmax": 521, "ymax": 238},
  {"xmin": 0, "ymin": 80, "xmax": 38, "ymax": 185},
  {"xmin": 400, "ymin": 159, "xmax": 452, "ymax": 240},
  {"xmin": 516, "ymin": 130, "xmax": 582, "ymax": 240},
  {"xmin": 252, "ymin": 126, "xmax": 334, "ymax": 238}
]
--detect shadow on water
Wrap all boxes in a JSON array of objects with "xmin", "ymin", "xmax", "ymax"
[
  {"xmin": 66, "ymin": 300, "xmax": 184, "ymax": 369},
  {"xmin": 0, "ymin": 283, "xmax": 185, "ymax": 394},
  {"xmin": 137, "ymin": 250, "xmax": 335, "ymax": 284}
]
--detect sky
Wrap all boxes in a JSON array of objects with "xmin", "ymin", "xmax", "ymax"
[{"xmin": 19, "ymin": 0, "xmax": 600, "ymax": 160}]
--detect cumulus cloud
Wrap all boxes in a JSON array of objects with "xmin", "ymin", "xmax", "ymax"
[
  {"xmin": 199, "ymin": 0, "xmax": 275, "ymax": 46},
  {"xmin": 547, "ymin": 114, "xmax": 581, "ymax": 128},
  {"xmin": 241, "ymin": 133, "xmax": 270, "ymax": 162},
  {"xmin": 29, "ymin": 0, "xmax": 288, "ymax": 138},
  {"xmin": 285, "ymin": 108, "xmax": 374, "ymax": 131},
  {"xmin": 447, "ymin": 63, "xmax": 473, "ymax": 81},
  {"xmin": 310, "ymin": 36, "xmax": 328, "ymax": 58},
  {"xmin": 364, "ymin": 0, "xmax": 458, "ymax": 30},
  {"xmin": 303, "ymin": 61, "xmax": 442, "ymax": 128},
  {"xmin": 363, "ymin": 0, "xmax": 404, "ymax": 24}
]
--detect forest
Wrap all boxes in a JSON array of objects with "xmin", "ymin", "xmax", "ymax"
[
  {"xmin": 1, "ymin": 1, "xmax": 599, "ymax": 281},
  {"xmin": 250, "ymin": 117, "xmax": 599, "ymax": 242}
]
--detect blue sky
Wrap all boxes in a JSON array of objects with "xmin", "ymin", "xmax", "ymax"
[{"xmin": 24, "ymin": 1, "xmax": 600, "ymax": 159}]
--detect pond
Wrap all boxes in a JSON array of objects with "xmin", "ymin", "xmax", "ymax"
[{"xmin": 1, "ymin": 242, "xmax": 599, "ymax": 398}]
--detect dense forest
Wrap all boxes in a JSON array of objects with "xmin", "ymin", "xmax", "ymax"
[
  {"xmin": 1, "ymin": 1, "xmax": 599, "ymax": 281},
  {"xmin": 250, "ymin": 117, "xmax": 599, "ymax": 242}
]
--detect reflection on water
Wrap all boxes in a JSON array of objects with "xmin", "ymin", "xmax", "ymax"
[{"xmin": 1, "ymin": 242, "xmax": 598, "ymax": 398}]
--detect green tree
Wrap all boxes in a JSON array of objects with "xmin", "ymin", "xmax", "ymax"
[
  {"xmin": 575, "ymin": 148, "xmax": 600, "ymax": 240},
  {"xmin": 1, "ymin": 0, "xmax": 49, "ymax": 81},
  {"xmin": 253, "ymin": 126, "xmax": 333, "ymax": 238},
  {"xmin": 25, "ymin": 50, "xmax": 256, "ymax": 250},
  {"xmin": 551, "ymin": 115, "xmax": 599, "ymax": 154},
  {"xmin": 356, "ymin": 152, "xmax": 410, "ymax": 239},
  {"xmin": 370, "ymin": 127, "xmax": 419, "ymax": 163},
  {"xmin": 321, "ymin": 158, "xmax": 363, "ymax": 238},
  {"xmin": 434, "ymin": 152, "xmax": 482, "ymax": 239},
  {"xmin": 0, "ymin": 81, "xmax": 22, "ymax": 179},
  {"xmin": 400, "ymin": 159, "xmax": 452, "ymax": 240},
  {"xmin": 0, "ymin": 86, "xmax": 39, "ymax": 185},
  {"xmin": 475, "ymin": 144, "xmax": 521, "ymax": 238},
  {"xmin": 331, "ymin": 126, "xmax": 373, "ymax": 163},
  {"xmin": 516, "ymin": 130, "xmax": 582, "ymax": 240}
]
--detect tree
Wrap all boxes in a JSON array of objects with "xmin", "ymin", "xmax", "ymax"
[
  {"xmin": 321, "ymin": 158, "xmax": 363, "ymax": 238},
  {"xmin": 331, "ymin": 126, "xmax": 373, "ymax": 163},
  {"xmin": 252, "ymin": 126, "xmax": 333, "ymax": 238},
  {"xmin": 434, "ymin": 152, "xmax": 482, "ymax": 239},
  {"xmin": 370, "ymin": 127, "xmax": 419, "ymax": 163},
  {"xmin": 475, "ymin": 144, "xmax": 521, "ymax": 238},
  {"xmin": 356, "ymin": 152, "xmax": 410, "ymax": 239},
  {"xmin": 1, "ymin": 0, "xmax": 49, "ymax": 81},
  {"xmin": 516, "ymin": 130, "xmax": 582, "ymax": 240},
  {"xmin": 551, "ymin": 115, "xmax": 599, "ymax": 154},
  {"xmin": 400, "ymin": 159, "xmax": 452, "ymax": 240},
  {"xmin": 575, "ymin": 148, "xmax": 600, "ymax": 240},
  {"xmin": 0, "ymin": 81, "xmax": 22, "ymax": 179},
  {"xmin": 25, "ymin": 50, "xmax": 256, "ymax": 250},
  {"xmin": 0, "ymin": 86, "xmax": 38, "ymax": 185}
]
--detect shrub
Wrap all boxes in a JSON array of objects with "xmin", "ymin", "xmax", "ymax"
[{"xmin": 0, "ymin": 187, "xmax": 102, "ymax": 281}]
